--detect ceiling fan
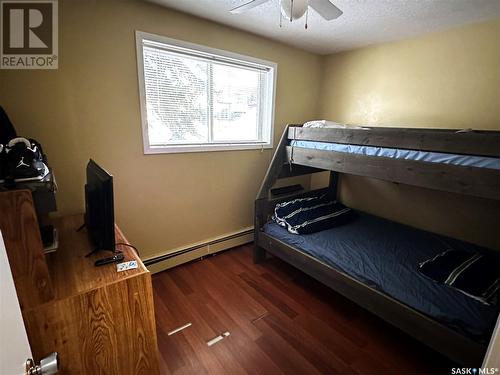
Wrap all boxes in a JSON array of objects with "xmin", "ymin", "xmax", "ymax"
[{"xmin": 230, "ymin": 0, "xmax": 343, "ymax": 27}]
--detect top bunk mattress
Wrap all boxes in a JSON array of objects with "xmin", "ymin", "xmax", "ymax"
[
  {"xmin": 263, "ymin": 212, "xmax": 499, "ymax": 341},
  {"xmin": 290, "ymin": 140, "xmax": 500, "ymax": 170}
]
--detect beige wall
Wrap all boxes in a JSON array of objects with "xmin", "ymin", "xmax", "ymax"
[
  {"xmin": 319, "ymin": 17, "xmax": 500, "ymax": 129},
  {"xmin": 315, "ymin": 17, "xmax": 500, "ymax": 249},
  {"xmin": 0, "ymin": 0, "xmax": 322, "ymax": 259}
]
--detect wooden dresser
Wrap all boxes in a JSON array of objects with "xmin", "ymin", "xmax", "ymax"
[{"xmin": 0, "ymin": 190, "xmax": 160, "ymax": 374}]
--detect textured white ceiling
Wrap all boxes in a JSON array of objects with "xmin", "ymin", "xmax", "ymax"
[{"xmin": 146, "ymin": 0, "xmax": 500, "ymax": 54}]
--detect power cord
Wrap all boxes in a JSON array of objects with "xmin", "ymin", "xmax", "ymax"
[{"xmin": 115, "ymin": 242, "xmax": 140, "ymax": 257}]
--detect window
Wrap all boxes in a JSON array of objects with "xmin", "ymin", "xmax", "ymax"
[{"xmin": 136, "ymin": 31, "xmax": 277, "ymax": 154}]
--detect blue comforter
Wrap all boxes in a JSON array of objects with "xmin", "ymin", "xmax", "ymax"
[{"xmin": 264, "ymin": 212, "xmax": 499, "ymax": 341}]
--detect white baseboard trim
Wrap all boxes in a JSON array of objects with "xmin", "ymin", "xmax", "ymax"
[{"xmin": 143, "ymin": 227, "xmax": 254, "ymax": 274}]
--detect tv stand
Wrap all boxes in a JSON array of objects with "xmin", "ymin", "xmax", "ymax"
[
  {"xmin": 0, "ymin": 190, "xmax": 160, "ymax": 374},
  {"xmin": 76, "ymin": 223, "xmax": 116, "ymax": 258},
  {"xmin": 84, "ymin": 246, "xmax": 114, "ymax": 258}
]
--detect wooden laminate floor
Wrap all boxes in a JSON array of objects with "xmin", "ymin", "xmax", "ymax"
[{"xmin": 152, "ymin": 244, "xmax": 455, "ymax": 375}]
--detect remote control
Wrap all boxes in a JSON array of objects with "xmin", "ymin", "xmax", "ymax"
[{"xmin": 94, "ymin": 252, "xmax": 125, "ymax": 267}]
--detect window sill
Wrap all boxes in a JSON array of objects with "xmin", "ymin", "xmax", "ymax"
[{"xmin": 144, "ymin": 143, "xmax": 273, "ymax": 155}]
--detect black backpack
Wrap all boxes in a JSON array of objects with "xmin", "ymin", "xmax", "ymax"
[{"xmin": 0, "ymin": 106, "xmax": 17, "ymax": 144}]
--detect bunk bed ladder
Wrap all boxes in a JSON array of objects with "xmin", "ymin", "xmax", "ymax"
[{"xmin": 254, "ymin": 125, "xmax": 327, "ymax": 262}]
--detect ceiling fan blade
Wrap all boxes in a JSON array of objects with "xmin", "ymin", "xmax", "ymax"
[
  {"xmin": 309, "ymin": 0, "xmax": 343, "ymax": 20},
  {"xmin": 230, "ymin": 0, "xmax": 270, "ymax": 14}
]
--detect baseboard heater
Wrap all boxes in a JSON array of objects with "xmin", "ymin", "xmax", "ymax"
[{"xmin": 143, "ymin": 228, "xmax": 254, "ymax": 267}]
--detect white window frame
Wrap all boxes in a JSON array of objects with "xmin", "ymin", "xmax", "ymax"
[{"xmin": 135, "ymin": 31, "xmax": 277, "ymax": 154}]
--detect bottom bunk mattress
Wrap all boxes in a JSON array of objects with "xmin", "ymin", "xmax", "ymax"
[{"xmin": 263, "ymin": 212, "xmax": 499, "ymax": 341}]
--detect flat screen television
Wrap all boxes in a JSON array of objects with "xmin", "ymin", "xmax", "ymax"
[{"xmin": 84, "ymin": 159, "xmax": 115, "ymax": 255}]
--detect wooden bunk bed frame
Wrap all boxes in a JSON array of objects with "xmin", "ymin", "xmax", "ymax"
[{"xmin": 254, "ymin": 124, "xmax": 500, "ymax": 366}]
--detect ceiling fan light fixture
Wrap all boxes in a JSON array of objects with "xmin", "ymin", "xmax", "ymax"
[{"xmin": 280, "ymin": 0, "xmax": 309, "ymax": 21}]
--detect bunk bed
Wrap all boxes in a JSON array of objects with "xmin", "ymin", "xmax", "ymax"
[{"xmin": 254, "ymin": 124, "xmax": 500, "ymax": 366}]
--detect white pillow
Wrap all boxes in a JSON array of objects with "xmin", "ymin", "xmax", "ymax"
[{"xmin": 303, "ymin": 120, "xmax": 368, "ymax": 130}]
